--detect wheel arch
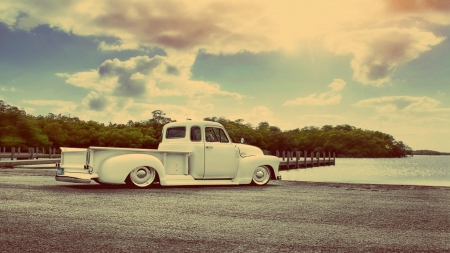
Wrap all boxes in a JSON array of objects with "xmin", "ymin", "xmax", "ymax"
[
  {"xmin": 236, "ymin": 155, "xmax": 280, "ymax": 184},
  {"xmin": 264, "ymin": 164, "xmax": 276, "ymax": 180}
]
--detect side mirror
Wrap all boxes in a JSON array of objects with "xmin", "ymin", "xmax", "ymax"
[{"xmin": 240, "ymin": 138, "xmax": 244, "ymax": 144}]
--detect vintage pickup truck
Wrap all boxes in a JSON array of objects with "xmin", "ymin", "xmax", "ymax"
[{"xmin": 55, "ymin": 121, "xmax": 281, "ymax": 187}]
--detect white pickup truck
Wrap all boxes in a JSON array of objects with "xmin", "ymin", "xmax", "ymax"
[{"xmin": 55, "ymin": 121, "xmax": 281, "ymax": 187}]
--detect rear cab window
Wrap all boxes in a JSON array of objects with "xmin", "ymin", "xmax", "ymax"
[
  {"xmin": 166, "ymin": 127, "xmax": 186, "ymax": 139},
  {"xmin": 190, "ymin": 126, "xmax": 202, "ymax": 142}
]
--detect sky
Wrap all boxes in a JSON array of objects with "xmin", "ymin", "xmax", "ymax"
[{"xmin": 0, "ymin": 0, "xmax": 449, "ymax": 152}]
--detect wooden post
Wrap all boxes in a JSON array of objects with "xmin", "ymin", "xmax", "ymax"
[
  {"xmin": 30, "ymin": 148, "xmax": 34, "ymax": 159},
  {"xmin": 316, "ymin": 152, "xmax": 320, "ymax": 166},
  {"xmin": 53, "ymin": 148, "xmax": 56, "ymax": 157},
  {"xmin": 295, "ymin": 151, "xmax": 300, "ymax": 168},
  {"xmin": 333, "ymin": 152, "xmax": 336, "ymax": 165},
  {"xmin": 286, "ymin": 152, "xmax": 290, "ymax": 169},
  {"xmin": 11, "ymin": 147, "xmax": 15, "ymax": 160},
  {"xmin": 276, "ymin": 150, "xmax": 279, "ymax": 158},
  {"xmin": 282, "ymin": 151, "xmax": 285, "ymax": 161},
  {"xmin": 328, "ymin": 152, "xmax": 331, "ymax": 165},
  {"xmin": 323, "ymin": 151, "xmax": 326, "ymax": 166},
  {"xmin": 310, "ymin": 151, "xmax": 314, "ymax": 167},
  {"xmin": 49, "ymin": 147, "xmax": 52, "ymax": 158},
  {"xmin": 303, "ymin": 150, "xmax": 307, "ymax": 168}
]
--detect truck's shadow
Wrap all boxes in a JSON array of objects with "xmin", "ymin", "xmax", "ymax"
[{"xmin": 52, "ymin": 182, "xmax": 279, "ymax": 190}]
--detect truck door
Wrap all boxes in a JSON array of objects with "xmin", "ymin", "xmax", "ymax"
[{"xmin": 203, "ymin": 126, "xmax": 237, "ymax": 179}]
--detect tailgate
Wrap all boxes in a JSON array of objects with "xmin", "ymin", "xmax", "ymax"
[{"xmin": 56, "ymin": 147, "xmax": 98, "ymax": 183}]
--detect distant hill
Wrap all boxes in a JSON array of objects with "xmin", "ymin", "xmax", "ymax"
[{"xmin": 412, "ymin": 150, "xmax": 450, "ymax": 156}]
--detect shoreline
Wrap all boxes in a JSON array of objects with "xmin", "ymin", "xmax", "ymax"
[{"xmin": 2, "ymin": 167, "xmax": 449, "ymax": 190}]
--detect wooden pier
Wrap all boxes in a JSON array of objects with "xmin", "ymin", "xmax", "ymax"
[
  {"xmin": 277, "ymin": 151, "xmax": 335, "ymax": 170},
  {"xmin": 0, "ymin": 147, "xmax": 61, "ymax": 168},
  {"xmin": 1, "ymin": 147, "xmax": 336, "ymax": 169}
]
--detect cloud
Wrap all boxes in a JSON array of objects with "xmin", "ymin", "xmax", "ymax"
[
  {"xmin": 353, "ymin": 96, "xmax": 447, "ymax": 112},
  {"xmin": 82, "ymin": 91, "xmax": 107, "ymax": 111},
  {"xmin": 98, "ymin": 56, "xmax": 163, "ymax": 97},
  {"xmin": 283, "ymin": 79, "xmax": 346, "ymax": 106},
  {"xmin": 384, "ymin": 0, "xmax": 450, "ymax": 24},
  {"xmin": 225, "ymin": 106, "xmax": 281, "ymax": 127},
  {"xmin": 1, "ymin": 0, "xmax": 279, "ymax": 54},
  {"xmin": 0, "ymin": 0, "xmax": 385, "ymax": 54},
  {"xmin": 54, "ymin": 54, "xmax": 242, "ymax": 123},
  {"xmin": 22, "ymin": 100, "xmax": 77, "ymax": 115},
  {"xmin": 0, "ymin": 86, "xmax": 17, "ymax": 92},
  {"xmin": 58, "ymin": 54, "xmax": 241, "ymax": 100},
  {"xmin": 98, "ymin": 40, "xmax": 141, "ymax": 51},
  {"xmin": 325, "ymin": 28, "xmax": 445, "ymax": 86}
]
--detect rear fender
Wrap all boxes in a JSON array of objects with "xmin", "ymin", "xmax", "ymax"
[{"xmin": 98, "ymin": 154, "xmax": 165, "ymax": 184}]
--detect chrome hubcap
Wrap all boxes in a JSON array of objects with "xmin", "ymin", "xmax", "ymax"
[
  {"xmin": 130, "ymin": 166, "xmax": 156, "ymax": 187},
  {"xmin": 136, "ymin": 169, "xmax": 147, "ymax": 178},
  {"xmin": 255, "ymin": 170, "xmax": 264, "ymax": 179},
  {"xmin": 252, "ymin": 166, "xmax": 270, "ymax": 185}
]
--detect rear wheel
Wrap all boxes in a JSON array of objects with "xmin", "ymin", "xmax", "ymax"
[
  {"xmin": 127, "ymin": 166, "xmax": 157, "ymax": 188},
  {"xmin": 251, "ymin": 166, "xmax": 271, "ymax": 186}
]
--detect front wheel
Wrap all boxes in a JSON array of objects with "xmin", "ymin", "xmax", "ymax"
[
  {"xmin": 127, "ymin": 166, "xmax": 157, "ymax": 188},
  {"xmin": 251, "ymin": 166, "xmax": 271, "ymax": 186}
]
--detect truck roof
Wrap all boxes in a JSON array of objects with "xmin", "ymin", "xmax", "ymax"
[{"xmin": 164, "ymin": 121, "xmax": 224, "ymax": 128}]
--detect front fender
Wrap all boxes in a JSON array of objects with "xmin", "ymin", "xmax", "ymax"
[
  {"xmin": 97, "ymin": 154, "xmax": 166, "ymax": 184},
  {"xmin": 234, "ymin": 155, "xmax": 280, "ymax": 184}
]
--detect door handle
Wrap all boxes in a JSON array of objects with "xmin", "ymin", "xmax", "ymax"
[{"xmin": 206, "ymin": 146, "xmax": 213, "ymax": 149}]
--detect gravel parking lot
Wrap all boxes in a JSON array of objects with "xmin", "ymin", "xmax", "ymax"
[{"xmin": 1, "ymin": 168, "xmax": 449, "ymax": 252}]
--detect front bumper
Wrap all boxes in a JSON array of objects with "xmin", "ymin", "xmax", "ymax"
[{"xmin": 55, "ymin": 168, "xmax": 98, "ymax": 184}]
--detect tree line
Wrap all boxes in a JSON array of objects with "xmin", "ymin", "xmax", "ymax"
[{"xmin": 0, "ymin": 100, "xmax": 411, "ymax": 157}]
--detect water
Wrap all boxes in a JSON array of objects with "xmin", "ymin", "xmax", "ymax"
[{"xmin": 280, "ymin": 156, "xmax": 450, "ymax": 187}]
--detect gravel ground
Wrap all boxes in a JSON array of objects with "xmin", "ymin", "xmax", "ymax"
[{"xmin": 0, "ymin": 168, "xmax": 449, "ymax": 252}]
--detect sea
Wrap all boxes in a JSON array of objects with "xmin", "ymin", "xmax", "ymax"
[{"xmin": 279, "ymin": 155, "xmax": 450, "ymax": 187}]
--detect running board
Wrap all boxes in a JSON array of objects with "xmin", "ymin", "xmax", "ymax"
[{"xmin": 162, "ymin": 174, "xmax": 240, "ymax": 186}]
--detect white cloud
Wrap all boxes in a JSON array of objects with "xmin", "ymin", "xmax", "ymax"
[
  {"xmin": 325, "ymin": 27, "xmax": 445, "ymax": 86},
  {"xmin": 225, "ymin": 106, "xmax": 281, "ymax": 127},
  {"xmin": 58, "ymin": 54, "xmax": 242, "ymax": 102},
  {"xmin": 0, "ymin": 86, "xmax": 17, "ymax": 92},
  {"xmin": 283, "ymin": 79, "xmax": 346, "ymax": 106},
  {"xmin": 352, "ymin": 95, "xmax": 450, "ymax": 130},
  {"xmin": 384, "ymin": 0, "xmax": 450, "ymax": 25},
  {"xmin": 98, "ymin": 40, "xmax": 141, "ymax": 51},
  {"xmin": 22, "ymin": 100, "xmax": 77, "ymax": 115},
  {"xmin": 136, "ymin": 103, "xmax": 201, "ymax": 122},
  {"xmin": 54, "ymin": 54, "xmax": 242, "ymax": 123},
  {"xmin": 81, "ymin": 91, "xmax": 108, "ymax": 111},
  {"xmin": 353, "ymin": 96, "xmax": 449, "ymax": 113},
  {"xmin": 0, "ymin": 0, "xmax": 411, "ymax": 54}
]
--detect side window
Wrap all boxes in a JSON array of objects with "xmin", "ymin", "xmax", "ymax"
[
  {"xmin": 205, "ymin": 127, "xmax": 218, "ymax": 142},
  {"xmin": 216, "ymin": 128, "xmax": 229, "ymax": 143},
  {"xmin": 206, "ymin": 127, "xmax": 229, "ymax": 143},
  {"xmin": 190, "ymin": 126, "xmax": 202, "ymax": 142},
  {"xmin": 166, "ymin": 127, "xmax": 186, "ymax": 139}
]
